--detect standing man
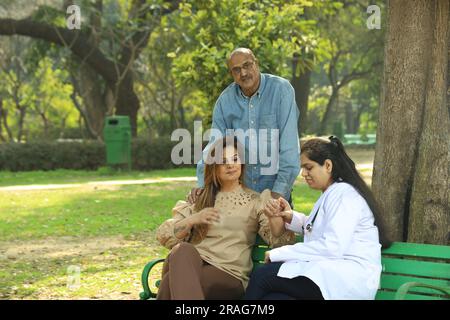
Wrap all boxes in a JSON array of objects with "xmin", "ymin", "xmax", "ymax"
[{"xmin": 190, "ymin": 48, "xmax": 300, "ymax": 204}]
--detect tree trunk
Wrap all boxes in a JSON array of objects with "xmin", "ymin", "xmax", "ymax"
[
  {"xmin": 353, "ymin": 105, "xmax": 366, "ymax": 134},
  {"xmin": 318, "ymin": 88, "xmax": 338, "ymax": 135},
  {"xmin": 372, "ymin": 0, "xmax": 449, "ymax": 245},
  {"xmin": 114, "ymin": 75, "xmax": 139, "ymax": 135},
  {"xmin": 0, "ymin": 99, "xmax": 14, "ymax": 142},
  {"xmin": 71, "ymin": 66, "xmax": 109, "ymax": 138},
  {"xmin": 345, "ymin": 103, "xmax": 355, "ymax": 134},
  {"xmin": 39, "ymin": 112, "xmax": 50, "ymax": 137},
  {"xmin": 0, "ymin": 98, "xmax": 6, "ymax": 142},
  {"xmin": 291, "ymin": 54, "xmax": 311, "ymax": 137},
  {"xmin": 16, "ymin": 106, "xmax": 26, "ymax": 142}
]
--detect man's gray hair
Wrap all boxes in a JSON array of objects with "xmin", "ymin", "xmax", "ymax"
[{"xmin": 227, "ymin": 48, "xmax": 257, "ymax": 67}]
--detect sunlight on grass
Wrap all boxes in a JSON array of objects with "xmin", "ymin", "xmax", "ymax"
[
  {"xmin": 0, "ymin": 182, "xmax": 195, "ymax": 241},
  {"xmin": 0, "ymin": 167, "xmax": 197, "ymax": 187},
  {"xmin": 292, "ymin": 182, "xmax": 322, "ymax": 215},
  {"xmin": 0, "ymin": 169, "xmax": 326, "ymax": 299}
]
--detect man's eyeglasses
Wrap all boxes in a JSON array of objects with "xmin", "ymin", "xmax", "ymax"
[{"xmin": 230, "ymin": 60, "xmax": 255, "ymax": 75}]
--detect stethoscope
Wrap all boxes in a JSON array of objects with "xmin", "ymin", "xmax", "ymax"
[
  {"xmin": 302, "ymin": 185, "xmax": 334, "ymax": 233},
  {"xmin": 302, "ymin": 206, "xmax": 320, "ymax": 233}
]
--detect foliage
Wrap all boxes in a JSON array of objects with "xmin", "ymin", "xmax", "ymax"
[
  {"xmin": 0, "ymin": 46, "xmax": 76, "ymax": 142},
  {"xmin": 164, "ymin": 0, "xmax": 326, "ymax": 121},
  {"xmin": 0, "ymin": 0, "xmax": 383, "ymax": 143},
  {"xmin": 305, "ymin": 0, "xmax": 384, "ymax": 134}
]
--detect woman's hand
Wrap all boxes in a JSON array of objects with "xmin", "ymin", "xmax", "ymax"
[
  {"xmin": 262, "ymin": 199, "xmax": 281, "ymax": 219},
  {"xmin": 264, "ymin": 250, "xmax": 271, "ymax": 264},
  {"xmin": 263, "ymin": 198, "xmax": 293, "ymax": 224},
  {"xmin": 190, "ymin": 208, "xmax": 220, "ymax": 226},
  {"xmin": 187, "ymin": 187, "xmax": 203, "ymax": 204}
]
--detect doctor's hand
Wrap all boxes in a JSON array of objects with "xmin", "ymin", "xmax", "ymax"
[
  {"xmin": 274, "ymin": 198, "xmax": 294, "ymax": 224},
  {"xmin": 264, "ymin": 251, "xmax": 272, "ymax": 264}
]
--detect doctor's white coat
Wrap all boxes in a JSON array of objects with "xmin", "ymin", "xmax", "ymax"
[{"xmin": 269, "ymin": 182, "xmax": 382, "ymax": 300}]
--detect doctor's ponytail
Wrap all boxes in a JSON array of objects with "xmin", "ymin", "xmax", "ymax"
[{"xmin": 301, "ymin": 136, "xmax": 392, "ymax": 248}]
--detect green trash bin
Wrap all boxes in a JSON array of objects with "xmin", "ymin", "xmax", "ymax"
[{"xmin": 103, "ymin": 116, "xmax": 131, "ymax": 170}]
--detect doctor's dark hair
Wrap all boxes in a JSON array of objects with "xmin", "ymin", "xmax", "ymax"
[{"xmin": 301, "ymin": 136, "xmax": 392, "ymax": 248}]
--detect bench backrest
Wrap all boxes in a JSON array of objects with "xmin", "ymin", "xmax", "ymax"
[
  {"xmin": 251, "ymin": 236, "xmax": 450, "ymax": 300},
  {"xmin": 376, "ymin": 242, "xmax": 450, "ymax": 300}
]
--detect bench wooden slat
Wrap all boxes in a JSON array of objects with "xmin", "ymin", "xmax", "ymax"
[
  {"xmin": 375, "ymin": 290, "xmax": 448, "ymax": 300},
  {"xmin": 252, "ymin": 246, "xmax": 269, "ymax": 262},
  {"xmin": 380, "ymin": 274, "xmax": 450, "ymax": 294},
  {"xmin": 142, "ymin": 238, "xmax": 450, "ymax": 300},
  {"xmin": 254, "ymin": 236, "xmax": 269, "ymax": 246},
  {"xmin": 382, "ymin": 242, "xmax": 450, "ymax": 259},
  {"xmin": 382, "ymin": 257, "xmax": 450, "ymax": 279}
]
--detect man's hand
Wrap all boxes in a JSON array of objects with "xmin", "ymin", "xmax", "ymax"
[
  {"xmin": 187, "ymin": 187, "xmax": 204, "ymax": 204},
  {"xmin": 264, "ymin": 250, "xmax": 271, "ymax": 264},
  {"xmin": 271, "ymin": 191, "xmax": 282, "ymax": 199}
]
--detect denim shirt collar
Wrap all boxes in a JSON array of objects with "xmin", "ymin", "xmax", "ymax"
[{"xmin": 238, "ymin": 73, "xmax": 266, "ymax": 100}]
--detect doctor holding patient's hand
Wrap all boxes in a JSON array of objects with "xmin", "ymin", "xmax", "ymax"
[
  {"xmin": 262, "ymin": 197, "xmax": 295, "ymax": 262},
  {"xmin": 263, "ymin": 197, "xmax": 294, "ymax": 225}
]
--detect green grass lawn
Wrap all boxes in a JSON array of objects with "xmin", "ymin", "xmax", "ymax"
[
  {"xmin": 0, "ymin": 167, "xmax": 197, "ymax": 187},
  {"xmin": 0, "ymin": 169, "xmax": 320, "ymax": 300}
]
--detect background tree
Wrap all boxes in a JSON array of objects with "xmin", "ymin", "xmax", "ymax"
[
  {"xmin": 0, "ymin": 0, "xmax": 386, "ymax": 142},
  {"xmin": 167, "ymin": 0, "xmax": 325, "ymax": 123},
  {"xmin": 372, "ymin": 0, "xmax": 449, "ymax": 245},
  {"xmin": 313, "ymin": 1, "xmax": 384, "ymax": 136},
  {"xmin": 0, "ymin": 0, "xmax": 181, "ymax": 136}
]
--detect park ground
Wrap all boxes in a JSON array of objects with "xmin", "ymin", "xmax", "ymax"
[{"xmin": 0, "ymin": 149, "xmax": 374, "ymax": 300}]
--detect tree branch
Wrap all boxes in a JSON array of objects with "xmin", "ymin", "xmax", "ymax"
[{"xmin": 0, "ymin": 18, "xmax": 118, "ymax": 85}]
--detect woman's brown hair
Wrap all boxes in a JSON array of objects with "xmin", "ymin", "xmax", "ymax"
[{"xmin": 192, "ymin": 136, "xmax": 245, "ymax": 239}]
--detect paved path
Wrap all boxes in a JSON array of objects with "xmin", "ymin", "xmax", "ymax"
[
  {"xmin": 0, "ymin": 177, "xmax": 197, "ymax": 191},
  {"xmin": 0, "ymin": 163, "xmax": 373, "ymax": 192}
]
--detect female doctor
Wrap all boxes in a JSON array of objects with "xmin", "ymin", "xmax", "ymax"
[{"xmin": 244, "ymin": 136, "xmax": 392, "ymax": 300}]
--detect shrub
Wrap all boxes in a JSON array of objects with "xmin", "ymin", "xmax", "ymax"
[
  {"xmin": 0, "ymin": 141, "xmax": 105, "ymax": 171},
  {"xmin": 0, "ymin": 138, "xmax": 195, "ymax": 171}
]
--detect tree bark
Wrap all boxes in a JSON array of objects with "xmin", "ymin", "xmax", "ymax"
[
  {"xmin": 372, "ymin": 0, "xmax": 449, "ymax": 245},
  {"xmin": 70, "ymin": 67, "xmax": 108, "ymax": 139},
  {"xmin": 291, "ymin": 54, "xmax": 311, "ymax": 137},
  {"xmin": 0, "ymin": 98, "xmax": 7, "ymax": 142},
  {"xmin": 319, "ymin": 89, "xmax": 338, "ymax": 135},
  {"xmin": 345, "ymin": 103, "xmax": 355, "ymax": 134},
  {"xmin": 0, "ymin": 99, "xmax": 14, "ymax": 142}
]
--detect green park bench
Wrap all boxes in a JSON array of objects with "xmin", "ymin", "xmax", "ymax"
[
  {"xmin": 140, "ymin": 236, "xmax": 450, "ymax": 300},
  {"xmin": 343, "ymin": 134, "xmax": 376, "ymax": 146},
  {"xmin": 366, "ymin": 133, "xmax": 377, "ymax": 145}
]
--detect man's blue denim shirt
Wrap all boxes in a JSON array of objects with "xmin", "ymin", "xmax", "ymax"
[{"xmin": 196, "ymin": 73, "xmax": 300, "ymax": 200}]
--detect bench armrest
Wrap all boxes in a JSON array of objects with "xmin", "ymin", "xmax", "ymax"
[
  {"xmin": 395, "ymin": 282, "xmax": 450, "ymax": 300},
  {"xmin": 139, "ymin": 258, "xmax": 165, "ymax": 300}
]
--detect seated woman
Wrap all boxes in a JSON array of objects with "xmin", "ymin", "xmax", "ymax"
[
  {"xmin": 245, "ymin": 136, "xmax": 391, "ymax": 300},
  {"xmin": 155, "ymin": 136, "xmax": 295, "ymax": 300}
]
